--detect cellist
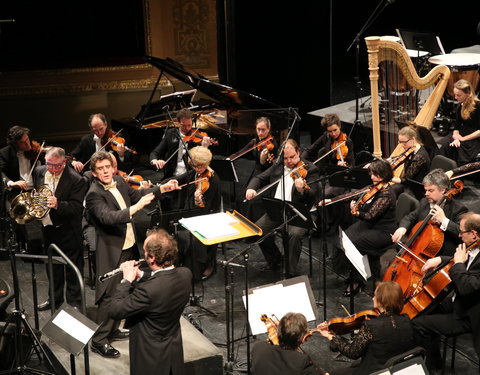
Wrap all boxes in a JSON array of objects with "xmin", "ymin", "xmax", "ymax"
[
  {"xmin": 412, "ymin": 212, "xmax": 480, "ymax": 373},
  {"xmin": 391, "ymin": 169, "xmax": 467, "ymax": 256}
]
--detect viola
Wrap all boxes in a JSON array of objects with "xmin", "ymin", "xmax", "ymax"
[
  {"xmin": 290, "ymin": 161, "xmax": 310, "ymax": 190},
  {"xmin": 117, "ymin": 170, "xmax": 144, "ymax": 189},
  {"xmin": 260, "ymin": 314, "xmax": 280, "ymax": 345},
  {"xmin": 383, "ymin": 180, "xmax": 464, "ymax": 297},
  {"xmin": 402, "ymin": 239, "xmax": 479, "ymax": 319},
  {"xmin": 304, "ymin": 309, "xmax": 380, "ymax": 340},
  {"xmin": 184, "ymin": 128, "xmax": 218, "ymax": 146},
  {"xmin": 194, "ymin": 168, "xmax": 214, "ymax": 207},
  {"xmin": 350, "ymin": 180, "xmax": 390, "ymax": 215},
  {"xmin": 332, "ymin": 133, "xmax": 349, "ymax": 166},
  {"xmin": 390, "ymin": 146, "xmax": 415, "ymax": 171}
]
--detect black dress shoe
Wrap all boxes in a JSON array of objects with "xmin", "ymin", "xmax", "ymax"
[
  {"xmin": 109, "ymin": 330, "xmax": 129, "ymax": 342},
  {"xmin": 91, "ymin": 342, "xmax": 120, "ymax": 358},
  {"xmin": 37, "ymin": 301, "xmax": 51, "ymax": 311},
  {"xmin": 343, "ymin": 282, "xmax": 363, "ymax": 297}
]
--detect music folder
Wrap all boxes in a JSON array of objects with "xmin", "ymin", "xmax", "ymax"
[{"xmin": 210, "ymin": 158, "xmax": 238, "ymax": 183}]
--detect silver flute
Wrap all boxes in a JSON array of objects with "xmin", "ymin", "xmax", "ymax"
[{"xmin": 99, "ymin": 259, "xmax": 145, "ymax": 282}]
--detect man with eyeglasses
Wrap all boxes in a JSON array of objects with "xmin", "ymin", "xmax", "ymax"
[
  {"xmin": 412, "ymin": 212, "xmax": 480, "ymax": 373},
  {"xmin": 70, "ymin": 113, "xmax": 129, "ymax": 173},
  {"xmin": 34, "ymin": 147, "xmax": 86, "ymax": 312},
  {"xmin": 391, "ymin": 168, "xmax": 467, "ymax": 256},
  {"xmin": 85, "ymin": 150, "xmax": 179, "ymax": 358}
]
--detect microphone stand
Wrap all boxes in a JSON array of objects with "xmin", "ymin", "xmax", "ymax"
[{"xmin": 346, "ymin": 0, "xmax": 395, "ymax": 134}]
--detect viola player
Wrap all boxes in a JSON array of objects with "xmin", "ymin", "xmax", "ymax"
[{"xmin": 412, "ymin": 212, "xmax": 480, "ymax": 373}]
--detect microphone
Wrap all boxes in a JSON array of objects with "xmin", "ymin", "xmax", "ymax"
[
  {"xmin": 358, "ymin": 150, "xmax": 383, "ymax": 161},
  {"xmin": 217, "ymin": 259, "xmax": 245, "ymax": 268}
]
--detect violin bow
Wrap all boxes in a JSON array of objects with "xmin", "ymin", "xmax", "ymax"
[
  {"xmin": 178, "ymin": 177, "xmax": 208, "ymax": 189},
  {"xmin": 83, "ymin": 128, "xmax": 124, "ymax": 167},
  {"xmin": 26, "ymin": 140, "xmax": 45, "ymax": 185}
]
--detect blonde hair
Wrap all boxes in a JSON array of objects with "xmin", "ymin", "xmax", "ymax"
[
  {"xmin": 188, "ymin": 146, "xmax": 212, "ymax": 166},
  {"xmin": 399, "ymin": 125, "xmax": 421, "ymax": 144},
  {"xmin": 455, "ymin": 79, "xmax": 480, "ymax": 119}
]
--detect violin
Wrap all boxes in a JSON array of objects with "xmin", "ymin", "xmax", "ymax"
[
  {"xmin": 390, "ymin": 146, "xmax": 415, "ymax": 171},
  {"xmin": 227, "ymin": 135, "xmax": 275, "ymax": 162},
  {"xmin": 184, "ymin": 128, "xmax": 218, "ymax": 146},
  {"xmin": 194, "ymin": 168, "xmax": 214, "ymax": 207},
  {"xmin": 303, "ymin": 309, "xmax": 380, "ymax": 340},
  {"xmin": 332, "ymin": 133, "xmax": 349, "ymax": 166},
  {"xmin": 350, "ymin": 180, "xmax": 390, "ymax": 215},
  {"xmin": 103, "ymin": 129, "xmax": 137, "ymax": 154},
  {"xmin": 117, "ymin": 170, "xmax": 145, "ymax": 189},
  {"xmin": 290, "ymin": 161, "xmax": 310, "ymax": 190},
  {"xmin": 24, "ymin": 141, "xmax": 52, "ymax": 161},
  {"xmin": 260, "ymin": 314, "xmax": 280, "ymax": 345}
]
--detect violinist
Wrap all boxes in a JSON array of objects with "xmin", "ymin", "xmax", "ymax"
[
  {"xmin": 390, "ymin": 125, "xmax": 431, "ymax": 200},
  {"xmin": 172, "ymin": 146, "xmax": 221, "ymax": 280},
  {"xmin": 0, "ymin": 126, "xmax": 41, "ymax": 200},
  {"xmin": 317, "ymin": 281, "xmax": 416, "ymax": 375},
  {"xmin": 70, "ymin": 113, "xmax": 130, "ymax": 173},
  {"xmin": 245, "ymin": 139, "xmax": 319, "ymax": 277},
  {"xmin": 341, "ymin": 159, "xmax": 396, "ymax": 296},
  {"xmin": 412, "ymin": 212, "xmax": 480, "ymax": 373},
  {"xmin": 391, "ymin": 169, "xmax": 467, "ymax": 256},
  {"xmin": 251, "ymin": 312, "xmax": 325, "ymax": 375}
]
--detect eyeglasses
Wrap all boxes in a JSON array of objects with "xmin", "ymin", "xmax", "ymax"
[
  {"xmin": 398, "ymin": 139, "xmax": 411, "ymax": 144},
  {"xmin": 46, "ymin": 162, "xmax": 65, "ymax": 169},
  {"xmin": 459, "ymin": 230, "xmax": 472, "ymax": 234}
]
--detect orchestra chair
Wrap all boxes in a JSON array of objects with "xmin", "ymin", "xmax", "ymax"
[
  {"xmin": 429, "ymin": 154, "xmax": 457, "ymax": 172},
  {"xmin": 378, "ymin": 346, "xmax": 427, "ymax": 374}
]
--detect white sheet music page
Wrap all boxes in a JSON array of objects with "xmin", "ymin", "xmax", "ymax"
[
  {"xmin": 340, "ymin": 229, "xmax": 372, "ymax": 280},
  {"xmin": 179, "ymin": 212, "xmax": 240, "ymax": 240}
]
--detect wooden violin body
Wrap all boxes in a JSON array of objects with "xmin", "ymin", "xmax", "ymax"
[{"xmin": 290, "ymin": 161, "xmax": 310, "ymax": 190}]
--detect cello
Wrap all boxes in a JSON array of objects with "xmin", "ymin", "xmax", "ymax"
[{"xmin": 383, "ymin": 180, "xmax": 464, "ymax": 297}]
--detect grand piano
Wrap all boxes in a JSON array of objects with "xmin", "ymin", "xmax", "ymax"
[{"xmin": 111, "ymin": 56, "xmax": 291, "ymax": 158}]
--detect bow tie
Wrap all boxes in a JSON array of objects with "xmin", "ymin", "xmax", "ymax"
[{"xmin": 102, "ymin": 181, "xmax": 117, "ymax": 191}]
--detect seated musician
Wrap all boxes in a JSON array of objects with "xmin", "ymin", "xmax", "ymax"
[
  {"xmin": 342, "ymin": 159, "xmax": 396, "ymax": 296},
  {"xmin": 412, "ymin": 212, "xmax": 480, "ymax": 372},
  {"xmin": 173, "ymin": 146, "xmax": 221, "ymax": 280},
  {"xmin": 245, "ymin": 139, "xmax": 319, "ymax": 277},
  {"xmin": 445, "ymin": 160, "xmax": 480, "ymax": 179},
  {"xmin": 318, "ymin": 281, "xmax": 416, "ymax": 375},
  {"xmin": 251, "ymin": 312, "xmax": 326, "ymax": 375},
  {"xmin": 390, "ymin": 125, "xmax": 431, "ymax": 200},
  {"xmin": 149, "ymin": 108, "xmax": 213, "ymax": 210},
  {"xmin": 438, "ymin": 79, "xmax": 480, "ymax": 166},
  {"xmin": 391, "ymin": 169, "xmax": 467, "ymax": 256},
  {"xmin": 70, "ymin": 113, "xmax": 131, "ymax": 173},
  {"xmin": 228, "ymin": 116, "xmax": 278, "ymax": 222}
]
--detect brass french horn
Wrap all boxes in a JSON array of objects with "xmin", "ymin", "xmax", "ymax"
[{"xmin": 9, "ymin": 185, "xmax": 53, "ymax": 224}]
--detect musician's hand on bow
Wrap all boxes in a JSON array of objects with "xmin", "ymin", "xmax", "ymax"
[
  {"xmin": 421, "ymin": 256, "xmax": 442, "ymax": 273},
  {"xmin": 259, "ymin": 148, "xmax": 269, "ymax": 165},
  {"xmin": 151, "ymin": 159, "xmax": 166, "ymax": 170},
  {"xmin": 318, "ymin": 198, "xmax": 331, "ymax": 207},
  {"xmin": 11, "ymin": 180, "xmax": 28, "ymax": 190},
  {"xmin": 120, "ymin": 260, "xmax": 139, "ymax": 283},
  {"xmin": 430, "ymin": 204, "xmax": 446, "ymax": 224},
  {"xmin": 337, "ymin": 160, "xmax": 347, "ymax": 167},
  {"xmin": 391, "ymin": 227, "xmax": 407, "ymax": 243},
  {"xmin": 71, "ymin": 160, "xmax": 84, "ymax": 173},
  {"xmin": 245, "ymin": 189, "xmax": 257, "ymax": 200},
  {"xmin": 453, "ymin": 243, "xmax": 468, "ymax": 264},
  {"xmin": 160, "ymin": 179, "xmax": 180, "ymax": 193}
]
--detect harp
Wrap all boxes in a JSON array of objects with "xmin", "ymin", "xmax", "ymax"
[{"xmin": 364, "ymin": 36, "xmax": 450, "ymax": 163}]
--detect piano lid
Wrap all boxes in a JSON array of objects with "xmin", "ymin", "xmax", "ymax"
[{"xmin": 145, "ymin": 56, "xmax": 281, "ymax": 112}]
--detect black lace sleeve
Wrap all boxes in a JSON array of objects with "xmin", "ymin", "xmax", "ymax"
[
  {"xmin": 402, "ymin": 153, "xmax": 428, "ymax": 182},
  {"xmin": 330, "ymin": 324, "xmax": 373, "ymax": 359},
  {"xmin": 452, "ymin": 161, "xmax": 480, "ymax": 176},
  {"xmin": 357, "ymin": 189, "xmax": 394, "ymax": 221}
]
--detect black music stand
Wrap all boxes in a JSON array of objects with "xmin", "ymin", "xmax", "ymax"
[
  {"xmin": 261, "ymin": 197, "xmax": 315, "ymax": 231},
  {"xmin": 326, "ymin": 165, "xmax": 371, "ymax": 190},
  {"xmin": 396, "ymin": 29, "xmax": 445, "ymax": 55}
]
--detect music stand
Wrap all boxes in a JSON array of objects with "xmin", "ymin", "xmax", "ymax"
[
  {"xmin": 326, "ymin": 166, "xmax": 371, "ymax": 190},
  {"xmin": 396, "ymin": 29, "xmax": 445, "ymax": 55},
  {"xmin": 210, "ymin": 158, "xmax": 239, "ymax": 211},
  {"xmin": 261, "ymin": 197, "xmax": 315, "ymax": 230}
]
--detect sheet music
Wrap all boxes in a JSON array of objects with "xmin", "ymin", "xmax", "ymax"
[
  {"xmin": 340, "ymin": 229, "xmax": 371, "ymax": 280},
  {"xmin": 179, "ymin": 212, "xmax": 240, "ymax": 240}
]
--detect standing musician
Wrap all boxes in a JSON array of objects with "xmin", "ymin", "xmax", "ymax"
[
  {"xmin": 172, "ymin": 146, "xmax": 221, "ymax": 280},
  {"xmin": 245, "ymin": 139, "xmax": 319, "ymax": 277},
  {"xmin": 391, "ymin": 169, "xmax": 467, "ymax": 256},
  {"xmin": 390, "ymin": 125, "xmax": 431, "ymax": 200},
  {"xmin": 34, "ymin": 147, "xmax": 86, "ymax": 311},
  {"xmin": 438, "ymin": 79, "xmax": 480, "ymax": 166},
  {"xmin": 251, "ymin": 312, "xmax": 326, "ymax": 375},
  {"xmin": 85, "ymin": 151, "xmax": 179, "ymax": 358},
  {"xmin": 70, "ymin": 113, "xmax": 130, "ymax": 173},
  {"xmin": 341, "ymin": 159, "xmax": 396, "ymax": 296},
  {"xmin": 412, "ymin": 212, "xmax": 480, "ymax": 372},
  {"xmin": 318, "ymin": 281, "xmax": 416, "ymax": 375}
]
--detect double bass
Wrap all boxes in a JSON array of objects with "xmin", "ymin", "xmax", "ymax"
[{"xmin": 383, "ymin": 180, "xmax": 464, "ymax": 297}]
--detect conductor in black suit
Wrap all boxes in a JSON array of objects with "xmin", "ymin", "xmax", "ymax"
[
  {"xmin": 245, "ymin": 139, "xmax": 319, "ymax": 277},
  {"xmin": 110, "ymin": 228, "xmax": 192, "ymax": 375},
  {"xmin": 34, "ymin": 147, "xmax": 86, "ymax": 311},
  {"xmin": 251, "ymin": 312, "xmax": 325, "ymax": 375},
  {"xmin": 86, "ymin": 151, "xmax": 179, "ymax": 358},
  {"xmin": 412, "ymin": 212, "xmax": 480, "ymax": 372},
  {"xmin": 391, "ymin": 168, "xmax": 467, "ymax": 256}
]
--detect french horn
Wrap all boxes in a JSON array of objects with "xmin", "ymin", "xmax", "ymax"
[{"xmin": 9, "ymin": 185, "xmax": 53, "ymax": 224}]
